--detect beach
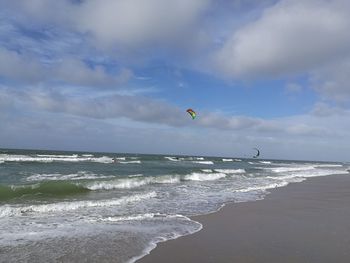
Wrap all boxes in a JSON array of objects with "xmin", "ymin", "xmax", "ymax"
[{"xmin": 140, "ymin": 174, "xmax": 350, "ymax": 263}]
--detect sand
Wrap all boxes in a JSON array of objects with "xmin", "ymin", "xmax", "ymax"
[{"xmin": 139, "ymin": 175, "xmax": 350, "ymax": 263}]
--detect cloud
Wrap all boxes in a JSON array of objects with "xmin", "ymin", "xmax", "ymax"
[
  {"xmin": 0, "ymin": 47, "xmax": 131, "ymax": 87},
  {"xmin": 311, "ymin": 59, "xmax": 350, "ymax": 102},
  {"xmin": 76, "ymin": 0, "xmax": 210, "ymax": 48},
  {"xmin": 53, "ymin": 58, "xmax": 132, "ymax": 87},
  {"xmin": 3, "ymin": 0, "xmax": 211, "ymax": 52},
  {"xmin": 0, "ymin": 47, "xmax": 43, "ymax": 83},
  {"xmin": 214, "ymin": 0, "xmax": 350, "ymax": 78},
  {"xmin": 310, "ymin": 102, "xmax": 348, "ymax": 117},
  {"xmin": 2, "ymin": 86, "xmax": 347, "ymax": 140}
]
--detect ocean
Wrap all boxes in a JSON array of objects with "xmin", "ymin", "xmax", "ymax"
[{"xmin": 0, "ymin": 148, "xmax": 349, "ymax": 262}]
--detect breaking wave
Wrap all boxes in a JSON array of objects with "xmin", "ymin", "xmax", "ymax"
[{"xmin": 0, "ymin": 192, "xmax": 157, "ymax": 217}]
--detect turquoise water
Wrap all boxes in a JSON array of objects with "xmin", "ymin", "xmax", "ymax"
[{"xmin": 0, "ymin": 148, "xmax": 348, "ymax": 262}]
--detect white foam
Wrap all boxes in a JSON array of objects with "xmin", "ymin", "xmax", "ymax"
[
  {"xmin": 164, "ymin": 157, "xmax": 179, "ymax": 162},
  {"xmin": 222, "ymin": 158, "xmax": 233, "ymax": 162},
  {"xmin": 119, "ymin": 160, "xmax": 141, "ymax": 164},
  {"xmin": 26, "ymin": 171, "xmax": 113, "ymax": 182},
  {"xmin": 314, "ymin": 164, "xmax": 343, "ymax": 168},
  {"xmin": 267, "ymin": 165, "xmax": 316, "ymax": 173},
  {"xmin": 85, "ymin": 175, "xmax": 181, "ymax": 190},
  {"xmin": 128, "ymin": 174, "xmax": 144, "ymax": 178},
  {"xmin": 234, "ymin": 181, "xmax": 289, "ymax": 192},
  {"xmin": 192, "ymin": 161, "xmax": 214, "ymax": 165},
  {"xmin": 201, "ymin": 169, "xmax": 213, "ymax": 173},
  {"xmin": 98, "ymin": 213, "xmax": 188, "ymax": 223},
  {"xmin": 259, "ymin": 161, "xmax": 272, "ymax": 164},
  {"xmin": 234, "ymin": 159, "xmax": 242, "ymax": 162},
  {"xmin": 0, "ymin": 154, "xmax": 113, "ymax": 163},
  {"xmin": 184, "ymin": 172, "xmax": 226, "ymax": 181},
  {"xmin": 36, "ymin": 154, "xmax": 78, "ymax": 158},
  {"xmin": 0, "ymin": 192, "xmax": 157, "ymax": 218},
  {"xmin": 195, "ymin": 157, "xmax": 205, "ymax": 160},
  {"xmin": 86, "ymin": 178, "xmax": 151, "ymax": 190},
  {"xmin": 214, "ymin": 169, "xmax": 246, "ymax": 174}
]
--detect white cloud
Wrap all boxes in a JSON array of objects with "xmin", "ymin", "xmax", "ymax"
[
  {"xmin": 310, "ymin": 102, "xmax": 347, "ymax": 117},
  {"xmin": 0, "ymin": 47, "xmax": 131, "ymax": 87},
  {"xmin": 76, "ymin": 0, "xmax": 210, "ymax": 48},
  {"xmin": 53, "ymin": 58, "xmax": 132, "ymax": 87},
  {"xmin": 3, "ymin": 0, "xmax": 211, "ymax": 51},
  {"xmin": 214, "ymin": 0, "xmax": 350, "ymax": 77},
  {"xmin": 311, "ymin": 59, "xmax": 350, "ymax": 102},
  {"xmin": 0, "ymin": 47, "xmax": 42, "ymax": 83}
]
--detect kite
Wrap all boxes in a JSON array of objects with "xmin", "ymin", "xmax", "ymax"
[
  {"xmin": 186, "ymin": 109, "xmax": 196, "ymax": 120},
  {"xmin": 252, "ymin": 148, "xmax": 260, "ymax": 158}
]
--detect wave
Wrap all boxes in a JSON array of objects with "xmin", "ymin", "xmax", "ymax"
[
  {"xmin": 128, "ymin": 174, "xmax": 144, "ymax": 178},
  {"xmin": 86, "ymin": 172, "xmax": 228, "ymax": 190},
  {"xmin": 214, "ymin": 169, "xmax": 245, "ymax": 174},
  {"xmin": 222, "ymin": 159, "xmax": 233, "ymax": 162},
  {"xmin": 36, "ymin": 154, "xmax": 78, "ymax": 158},
  {"xmin": 26, "ymin": 171, "xmax": 114, "ymax": 182},
  {"xmin": 234, "ymin": 181, "xmax": 289, "ymax": 193},
  {"xmin": 183, "ymin": 172, "xmax": 226, "ymax": 181},
  {"xmin": 119, "ymin": 160, "xmax": 141, "ymax": 164},
  {"xmin": 85, "ymin": 175, "xmax": 181, "ymax": 190},
  {"xmin": 259, "ymin": 161, "xmax": 272, "ymax": 164},
  {"xmin": 314, "ymin": 164, "xmax": 343, "ymax": 168},
  {"xmin": 0, "ymin": 191, "xmax": 157, "ymax": 218},
  {"xmin": 0, "ymin": 154, "xmax": 113, "ymax": 163},
  {"xmin": 97, "ymin": 213, "xmax": 189, "ymax": 223},
  {"xmin": 267, "ymin": 168, "xmax": 349, "ymax": 180},
  {"xmin": 0, "ymin": 181, "xmax": 90, "ymax": 201},
  {"xmin": 192, "ymin": 161, "xmax": 214, "ymax": 165},
  {"xmin": 266, "ymin": 165, "xmax": 316, "ymax": 173},
  {"xmin": 164, "ymin": 157, "xmax": 180, "ymax": 162},
  {"xmin": 1, "ymin": 170, "xmax": 230, "ymax": 200}
]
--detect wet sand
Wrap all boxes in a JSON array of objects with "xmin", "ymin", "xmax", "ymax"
[{"xmin": 139, "ymin": 175, "xmax": 350, "ymax": 263}]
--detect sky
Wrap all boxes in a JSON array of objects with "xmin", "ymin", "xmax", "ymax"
[{"xmin": 0, "ymin": 0, "xmax": 350, "ymax": 161}]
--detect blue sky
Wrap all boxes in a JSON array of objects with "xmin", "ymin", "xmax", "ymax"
[{"xmin": 1, "ymin": 0, "xmax": 350, "ymax": 161}]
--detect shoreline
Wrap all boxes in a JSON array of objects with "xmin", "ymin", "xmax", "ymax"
[{"xmin": 139, "ymin": 174, "xmax": 350, "ymax": 263}]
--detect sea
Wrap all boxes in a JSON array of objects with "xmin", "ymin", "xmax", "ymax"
[{"xmin": 0, "ymin": 148, "xmax": 349, "ymax": 262}]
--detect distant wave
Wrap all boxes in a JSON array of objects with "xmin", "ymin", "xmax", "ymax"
[
  {"xmin": 26, "ymin": 171, "xmax": 114, "ymax": 182},
  {"xmin": 259, "ymin": 161, "xmax": 272, "ymax": 164},
  {"xmin": 192, "ymin": 161, "xmax": 214, "ymax": 165},
  {"xmin": 164, "ymin": 157, "xmax": 180, "ymax": 162},
  {"xmin": 214, "ymin": 169, "xmax": 246, "ymax": 174},
  {"xmin": 119, "ymin": 160, "xmax": 141, "ymax": 164},
  {"xmin": 0, "ymin": 154, "xmax": 113, "ymax": 163},
  {"xmin": 266, "ymin": 165, "xmax": 316, "ymax": 173}
]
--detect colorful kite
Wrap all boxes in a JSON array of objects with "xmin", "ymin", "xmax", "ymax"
[{"xmin": 186, "ymin": 109, "xmax": 196, "ymax": 120}]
